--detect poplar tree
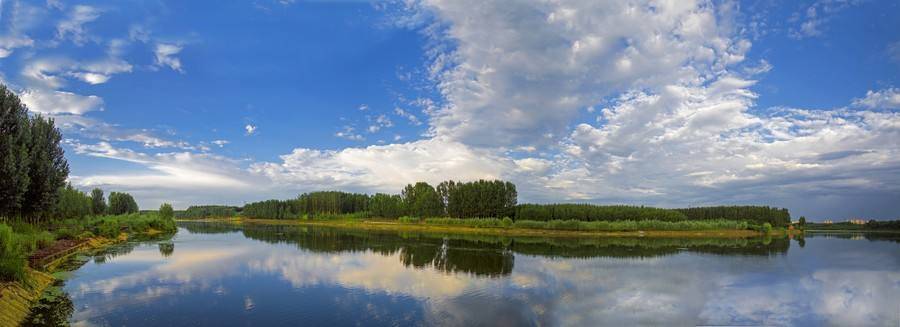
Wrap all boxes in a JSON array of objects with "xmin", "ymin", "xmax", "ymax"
[
  {"xmin": 0, "ymin": 86, "xmax": 31, "ymax": 218},
  {"xmin": 23, "ymin": 115, "xmax": 69, "ymax": 221}
]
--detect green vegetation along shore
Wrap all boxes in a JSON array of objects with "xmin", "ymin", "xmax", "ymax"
[{"xmin": 183, "ymin": 217, "xmax": 790, "ymax": 238}]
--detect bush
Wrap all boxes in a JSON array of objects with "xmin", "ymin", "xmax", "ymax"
[
  {"xmin": 398, "ymin": 216, "xmax": 419, "ymax": 224},
  {"xmin": 501, "ymin": 217, "xmax": 513, "ymax": 228},
  {"xmin": 762, "ymin": 223, "xmax": 773, "ymax": 233},
  {"xmin": 95, "ymin": 220, "xmax": 120, "ymax": 238}
]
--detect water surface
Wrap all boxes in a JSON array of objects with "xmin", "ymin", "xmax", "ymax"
[{"xmin": 45, "ymin": 223, "xmax": 900, "ymax": 326}]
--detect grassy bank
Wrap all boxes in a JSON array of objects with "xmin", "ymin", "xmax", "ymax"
[{"xmin": 185, "ymin": 217, "xmax": 772, "ymax": 238}]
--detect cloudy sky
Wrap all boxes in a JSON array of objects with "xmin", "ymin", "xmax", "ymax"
[{"xmin": 1, "ymin": 0, "xmax": 898, "ymax": 219}]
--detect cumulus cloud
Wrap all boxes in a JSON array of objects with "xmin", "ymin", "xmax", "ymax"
[
  {"xmin": 415, "ymin": 0, "xmax": 746, "ymax": 147},
  {"xmin": 154, "ymin": 43, "xmax": 184, "ymax": 72},
  {"xmin": 245, "ymin": 124, "xmax": 257, "ymax": 136},
  {"xmin": 250, "ymin": 138, "xmax": 511, "ymax": 193},
  {"xmin": 852, "ymin": 88, "xmax": 900, "ymax": 110}
]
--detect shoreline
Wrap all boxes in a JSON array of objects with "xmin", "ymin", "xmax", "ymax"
[
  {"xmin": 177, "ymin": 217, "xmax": 778, "ymax": 238},
  {"xmin": 0, "ymin": 230, "xmax": 168, "ymax": 327}
]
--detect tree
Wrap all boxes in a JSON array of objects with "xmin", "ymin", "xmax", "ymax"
[
  {"xmin": 108, "ymin": 192, "xmax": 139, "ymax": 215},
  {"xmin": 22, "ymin": 115, "xmax": 69, "ymax": 221},
  {"xmin": 91, "ymin": 188, "xmax": 107, "ymax": 215},
  {"xmin": 402, "ymin": 182, "xmax": 443, "ymax": 217},
  {"xmin": 54, "ymin": 184, "xmax": 92, "ymax": 220},
  {"xmin": 798, "ymin": 216, "xmax": 806, "ymax": 226},
  {"xmin": 159, "ymin": 203, "xmax": 174, "ymax": 219},
  {"xmin": 0, "ymin": 85, "xmax": 31, "ymax": 219}
]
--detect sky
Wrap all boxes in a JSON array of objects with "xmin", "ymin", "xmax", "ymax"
[{"xmin": 1, "ymin": 0, "xmax": 898, "ymax": 220}]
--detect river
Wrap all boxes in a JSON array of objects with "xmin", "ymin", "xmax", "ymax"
[{"xmin": 29, "ymin": 222, "xmax": 900, "ymax": 326}]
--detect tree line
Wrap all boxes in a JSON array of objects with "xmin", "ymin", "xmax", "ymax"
[
  {"xmin": 177, "ymin": 205, "xmax": 240, "ymax": 219},
  {"xmin": 675, "ymin": 206, "xmax": 791, "ymax": 227},
  {"xmin": 238, "ymin": 180, "xmax": 792, "ymax": 226}
]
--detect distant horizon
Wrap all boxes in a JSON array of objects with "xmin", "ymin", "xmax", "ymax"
[{"xmin": 2, "ymin": 1, "xmax": 898, "ymax": 219}]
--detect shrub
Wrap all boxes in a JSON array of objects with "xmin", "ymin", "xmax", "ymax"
[
  {"xmin": 762, "ymin": 223, "xmax": 773, "ymax": 233},
  {"xmin": 501, "ymin": 217, "xmax": 513, "ymax": 228},
  {"xmin": 95, "ymin": 220, "xmax": 120, "ymax": 238},
  {"xmin": 398, "ymin": 216, "xmax": 419, "ymax": 224}
]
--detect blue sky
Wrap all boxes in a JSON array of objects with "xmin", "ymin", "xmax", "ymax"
[{"xmin": 2, "ymin": 0, "xmax": 898, "ymax": 220}]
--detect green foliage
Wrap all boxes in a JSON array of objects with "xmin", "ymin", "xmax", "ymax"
[
  {"xmin": 675, "ymin": 206, "xmax": 791, "ymax": 227},
  {"xmin": 177, "ymin": 205, "xmax": 238, "ymax": 219},
  {"xmin": 0, "ymin": 85, "xmax": 32, "ymax": 219},
  {"xmin": 762, "ymin": 222, "xmax": 773, "ymax": 233},
  {"xmin": 424, "ymin": 217, "xmax": 507, "ymax": 228},
  {"xmin": 242, "ymin": 199, "xmax": 299, "ymax": 219},
  {"xmin": 438, "ymin": 180, "xmax": 517, "ymax": 218},
  {"xmin": 22, "ymin": 115, "xmax": 69, "ymax": 220},
  {"xmin": 159, "ymin": 203, "xmax": 174, "ymax": 220},
  {"xmin": 402, "ymin": 182, "xmax": 443, "ymax": 217},
  {"xmin": 296, "ymin": 191, "xmax": 370, "ymax": 215},
  {"xmin": 90, "ymin": 188, "xmax": 106, "ymax": 215},
  {"xmin": 108, "ymin": 192, "xmax": 139, "ymax": 215},
  {"xmin": 864, "ymin": 219, "xmax": 900, "ymax": 230},
  {"xmin": 398, "ymin": 216, "xmax": 419, "ymax": 224},
  {"xmin": 0, "ymin": 85, "xmax": 70, "ymax": 221},
  {"xmin": 515, "ymin": 204, "xmax": 687, "ymax": 222},
  {"xmin": 501, "ymin": 217, "xmax": 514, "ymax": 228},
  {"xmin": 54, "ymin": 184, "xmax": 92, "ymax": 220},
  {"xmin": 369, "ymin": 193, "xmax": 405, "ymax": 218}
]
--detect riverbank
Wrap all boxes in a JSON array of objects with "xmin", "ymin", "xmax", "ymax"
[
  {"xmin": 1, "ymin": 212, "xmax": 176, "ymax": 327},
  {"xmin": 180, "ymin": 217, "xmax": 786, "ymax": 238},
  {"xmin": 0, "ymin": 235, "xmax": 122, "ymax": 327}
]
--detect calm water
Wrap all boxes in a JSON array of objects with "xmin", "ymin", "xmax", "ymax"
[{"xmin": 37, "ymin": 223, "xmax": 900, "ymax": 326}]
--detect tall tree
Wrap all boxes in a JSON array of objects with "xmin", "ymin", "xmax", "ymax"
[
  {"xmin": 23, "ymin": 115, "xmax": 69, "ymax": 220},
  {"xmin": 91, "ymin": 188, "xmax": 107, "ymax": 215},
  {"xmin": 0, "ymin": 85, "xmax": 31, "ymax": 218}
]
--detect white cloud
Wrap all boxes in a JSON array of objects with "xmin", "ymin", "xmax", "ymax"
[
  {"xmin": 70, "ymin": 141, "xmax": 253, "ymax": 191},
  {"xmin": 394, "ymin": 107, "xmax": 422, "ymax": 126},
  {"xmin": 212, "ymin": 140, "xmax": 230, "ymax": 147},
  {"xmin": 358, "ymin": 104, "xmax": 369, "ymax": 111},
  {"xmin": 0, "ymin": 35, "xmax": 34, "ymax": 58},
  {"xmin": 852, "ymin": 88, "xmax": 900, "ymax": 110},
  {"xmin": 20, "ymin": 88, "xmax": 103, "ymax": 115},
  {"xmin": 367, "ymin": 114, "xmax": 394, "ymax": 133},
  {"xmin": 414, "ymin": 0, "xmax": 746, "ymax": 147},
  {"xmin": 56, "ymin": 5, "xmax": 101, "ymax": 45},
  {"xmin": 154, "ymin": 43, "xmax": 184, "ymax": 72},
  {"xmin": 335, "ymin": 125, "xmax": 364, "ymax": 141},
  {"xmin": 250, "ymin": 138, "xmax": 511, "ymax": 193},
  {"xmin": 22, "ymin": 57, "xmax": 133, "ymax": 88},
  {"xmin": 245, "ymin": 124, "xmax": 257, "ymax": 136},
  {"xmin": 789, "ymin": 0, "xmax": 861, "ymax": 39}
]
